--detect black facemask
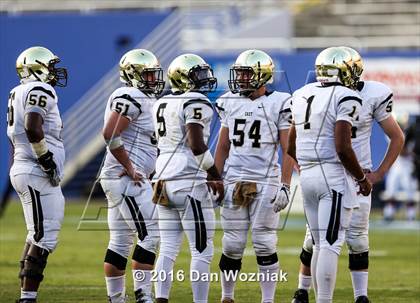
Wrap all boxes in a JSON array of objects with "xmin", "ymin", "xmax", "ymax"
[
  {"xmin": 188, "ymin": 65, "xmax": 217, "ymax": 93},
  {"xmin": 47, "ymin": 59, "xmax": 68, "ymax": 87},
  {"xmin": 228, "ymin": 66, "xmax": 258, "ymax": 96},
  {"xmin": 139, "ymin": 67, "xmax": 165, "ymax": 96}
]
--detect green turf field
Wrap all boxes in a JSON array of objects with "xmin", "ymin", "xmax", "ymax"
[{"xmin": 1, "ymin": 201, "xmax": 419, "ymax": 302}]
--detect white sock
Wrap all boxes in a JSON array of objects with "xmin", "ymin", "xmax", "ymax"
[
  {"xmin": 105, "ymin": 275, "xmax": 126, "ymax": 300},
  {"xmin": 316, "ymin": 248, "xmax": 338, "ymax": 303},
  {"xmin": 133, "ymin": 269, "xmax": 152, "ymax": 294},
  {"xmin": 298, "ymin": 273, "xmax": 312, "ymax": 291},
  {"xmin": 310, "ymin": 247, "xmax": 319, "ymax": 295},
  {"xmin": 258, "ymin": 262, "xmax": 279, "ymax": 303},
  {"xmin": 406, "ymin": 205, "xmax": 417, "ymax": 221},
  {"xmin": 351, "ymin": 271, "xmax": 368, "ymax": 299},
  {"xmin": 191, "ymin": 258, "xmax": 211, "ymax": 303},
  {"xmin": 221, "ymin": 270, "xmax": 237, "ymax": 300},
  {"xmin": 154, "ymin": 255, "xmax": 174, "ymax": 299},
  {"xmin": 20, "ymin": 290, "xmax": 37, "ymax": 299},
  {"xmin": 383, "ymin": 204, "xmax": 395, "ymax": 219}
]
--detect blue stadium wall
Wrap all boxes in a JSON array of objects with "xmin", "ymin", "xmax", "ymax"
[
  {"xmin": 0, "ymin": 11, "xmax": 418, "ymax": 196},
  {"xmin": 0, "ymin": 10, "xmax": 171, "ymax": 194}
]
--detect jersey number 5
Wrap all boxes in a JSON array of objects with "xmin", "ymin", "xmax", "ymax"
[{"xmin": 156, "ymin": 103, "xmax": 168, "ymax": 136}]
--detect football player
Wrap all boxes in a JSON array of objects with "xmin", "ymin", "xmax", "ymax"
[
  {"xmin": 99, "ymin": 49, "xmax": 164, "ymax": 303},
  {"xmin": 291, "ymin": 47, "xmax": 404, "ymax": 303},
  {"xmin": 214, "ymin": 49, "xmax": 295, "ymax": 303},
  {"xmin": 288, "ymin": 47, "xmax": 372, "ymax": 303},
  {"xmin": 152, "ymin": 54, "xmax": 223, "ymax": 303},
  {"xmin": 7, "ymin": 46, "xmax": 67, "ymax": 303}
]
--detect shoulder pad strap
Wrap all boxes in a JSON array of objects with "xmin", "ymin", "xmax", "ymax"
[
  {"xmin": 337, "ymin": 96, "xmax": 362, "ymax": 106},
  {"xmin": 113, "ymin": 94, "xmax": 141, "ymax": 110},
  {"xmin": 27, "ymin": 86, "xmax": 55, "ymax": 99},
  {"xmin": 183, "ymin": 99, "xmax": 213, "ymax": 110}
]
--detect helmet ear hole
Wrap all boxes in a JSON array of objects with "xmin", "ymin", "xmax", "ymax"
[{"xmin": 35, "ymin": 70, "xmax": 43, "ymax": 75}]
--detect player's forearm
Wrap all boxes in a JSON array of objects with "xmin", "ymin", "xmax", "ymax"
[
  {"xmin": 376, "ymin": 132, "xmax": 405, "ymax": 176},
  {"xmin": 286, "ymin": 126, "xmax": 297, "ymax": 162},
  {"xmin": 214, "ymin": 127, "xmax": 230, "ymax": 175},
  {"xmin": 214, "ymin": 144, "xmax": 229, "ymax": 175},
  {"xmin": 279, "ymin": 128, "xmax": 294, "ymax": 184},
  {"xmin": 281, "ymin": 153, "xmax": 294, "ymax": 185},
  {"xmin": 207, "ymin": 165, "xmax": 222, "ymax": 180},
  {"xmin": 337, "ymin": 147, "xmax": 364, "ymax": 180},
  {"xmin": 110, "ymin": 146, "xmax": 135, "ymax": 173},
  {"xmin": 335, "ymin": 121, "xmax": 364, "ymax": 180}
]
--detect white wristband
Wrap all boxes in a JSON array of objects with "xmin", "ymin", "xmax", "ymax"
[
  {"xmin": 106, "ymin": 136, "xmax": 123, "ymax": 150},
  {"xmin": 194, "ymin": 149, "xmax": 214, "ymax": 171},
  {"xmin": 31, "ymin": 138, "xmax": 48, "ymax": 158}
]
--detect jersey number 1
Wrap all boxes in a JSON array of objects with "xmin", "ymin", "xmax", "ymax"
[{"xmin": 303, "ymin": 95, "xmax": 314, "ymax": 130}]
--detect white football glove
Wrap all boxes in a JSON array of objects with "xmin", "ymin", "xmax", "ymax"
[{"xmin": 271, "ymin": 183, "xmax": 290, "ymax": 213}]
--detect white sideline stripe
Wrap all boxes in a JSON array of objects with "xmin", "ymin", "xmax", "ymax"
[
  {"xmin": 213, "ymin": 247, "xmax": 389, "ymax": 257},
  {"xmin": 0, "ymin": 232, "xmax": 389, "ymax": 257}
]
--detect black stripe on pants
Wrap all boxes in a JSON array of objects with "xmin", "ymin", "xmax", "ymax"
[
  {"xmin": 188, "ymin": 195, "xmax": 207, "ymax": 253},
  {"xmin": 28, "ymin": 186, "xmax": 44, "ymax": 242},
  {"xmin": 123, "ymin": 195, "xmax": 148, "ymax": 241},
  {"xmin": 326, "ymin": 189, "xmax": 342, "ymax": 245}
]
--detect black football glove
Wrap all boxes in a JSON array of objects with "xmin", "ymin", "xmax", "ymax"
[{"xmin": 38, "ymin": 151, "xmax": 60, "ymax": 186}]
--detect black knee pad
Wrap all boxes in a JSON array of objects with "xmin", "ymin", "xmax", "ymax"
[
  {"xmin": 256, "ymin": 253, "xmax": 278, "ymax": 266},
  {"xmin": 219, "ymin": 254, "xmax": 242, "ymax": 273},
  {"xmin": 132, "ymin": 245, "xmax": 156, "ymax": 265},
  {"xmin": 18, "ymin": 242, "xmax": 31, "ymax": 279},
  {"xmin": 349, "ymin": 251, "xmax": 369, "ymax": 270},
  {"xmin": 104, "ymin": 249, "xmax": 127, "ymax": 271},
  {"xmin": 21, "ymin": 244, "xmax": 49, "ymax": 282},
  {"xmin": 300, "ymin": 248, "xmax": 313, "ymax": 267}
]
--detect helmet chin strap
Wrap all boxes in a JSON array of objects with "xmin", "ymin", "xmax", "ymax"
[{"xmin": 28, "ymin": 68, "xmax": 43, "ymax": 82}]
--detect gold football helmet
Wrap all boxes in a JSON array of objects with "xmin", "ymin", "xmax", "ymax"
[
  {"xmin": 167, "ymin": 53, "xmax": 217, "ymax": 93},
  {"xmin": 16, "ymin": 46, "xmax": 67, "ymax": 87},
  {"xmin": 228, "ymin": 49, "xmax": 274, "ymax": 95},
  {"xmin": 315, "ymin": 47, "xmax": 353, "ymax": 88},
  {"xmin": 339, "ymin": 46, "xmax": 363, "ymax": 88},
  {"xmin": 119, "ymin": 49, "xmax": 165, "ymax": 95}
]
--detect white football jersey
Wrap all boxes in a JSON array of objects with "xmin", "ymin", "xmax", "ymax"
[
  {"xmin": 100, "ymin": 86, "xmax": 157, "ymax": 178},
  {"xmin": 7, "ymin": 81, "xmax": 65, "ymax": 178},
  {"xmin": 292, "ymin": 82, "xmax": 362, "ymax": 169},
  {"xmin": 352, "ymin": 81, "xmax": 393, "ymax": 169},
  {"xmin": 215, "ymin": 91, "xmax": 292, "ymax": 184},
  {"xmin": 152, "ymin": 91, "xmax": 214, "ymax": 183}
]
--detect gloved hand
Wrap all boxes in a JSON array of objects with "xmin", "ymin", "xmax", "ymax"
[
  {"xmin": 271, "ymin": 183, "xmax": 290, "ymax": 213},
  {"xmin": 38, "ymin": 150, "xmax": 60, "ymax": 186}
]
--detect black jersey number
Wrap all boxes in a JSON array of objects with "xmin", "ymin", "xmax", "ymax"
[
  {"xmin": 303, "ymin": 95, "xmax": 315, "ymax": 130},
  {"xmin": 232, "ymin": 119, "xmax": 261, "ymax": 148},
  {"xmin": 156, "ymin": 103, "xmax": 168, "ymax": 136},
  {"xmin": 115, "ymin": 102, "xmax": 129, "ymax": 116},
  {"xmin": 351, "ymin": 126, "xmax": 357, "ymax": 138},
  {"xmin": 150, "ymin": 132, "xmax": 158, "ymax": 145},
  {"xmin": 28, "ymin": 94, "xmax": 47, "ymax": 107},
  {"xmin": 193, "ymin": 108, "xmax": 202, "ymax": 119},
  {"xmin": 7, "ymin": 92, "xmax": 15, "ymax": 126},
  {"xmin": 385, "ymin": 100, "xmax": 393, "ymax": 113}
]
